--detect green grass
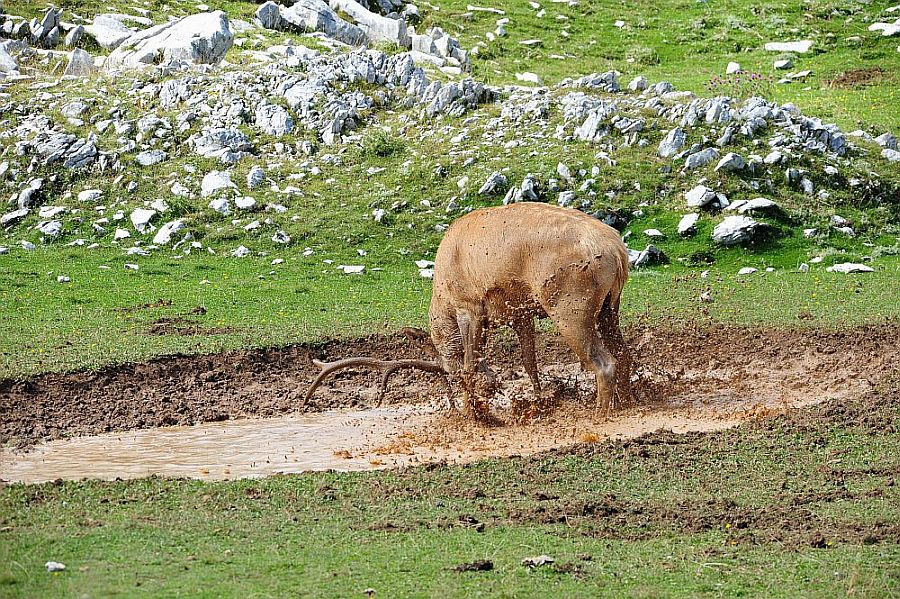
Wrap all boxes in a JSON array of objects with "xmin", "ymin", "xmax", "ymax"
[
  {"xmin": 2, "ymin": 381, "xmax": 899, "ymax": 597},
  {"xmin": 1, "ymin": 246, "xmax": 897, "ymax": 378}
]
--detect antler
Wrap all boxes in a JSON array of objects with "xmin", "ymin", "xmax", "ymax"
[{"xmin": 304, "ymin": 357, "xmax": 448, "ymax": 404}]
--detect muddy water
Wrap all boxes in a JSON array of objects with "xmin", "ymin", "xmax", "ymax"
[
  {"xmin": 0, "ymin": 407, "xmax": 430, "ymax": 484},
  {"xmin": 0, "ymin": 387, "xmax": 830, "ymax": 484}
]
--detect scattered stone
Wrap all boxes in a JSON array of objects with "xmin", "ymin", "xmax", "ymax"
[
  {"xmin": 38, "ymin": 220, "xmax": 63, "ymax": 237},
  {"xmin": 869, "ymin": 20, "xmax": 900, "ymax": 37},
  {"xmin": 515, "ymin": 72, "xmax": 542, "ymax": 85},
  {"xmin": 727, "ymin": 197, "xmax": 779, "ymax": 214},
  {"xmin": 86, "ymin": 14, "xmax": 134, "ymax": 50},
  {"xmin": 136, "ymin": 150, "xmax": 167, "ymax": 167},
  {"xmin": 231, "ymin": 245, "xmax": 251, "ymax": 258},
  {"xmin": 714, "ymin": 152, "xmax": 746, "ymax": 172},
  {"xmin": 272, "ymin": 230, "xmax": 291, "ymax": 244},
  {"xmin": 726, "ymin": 62, "xmax": 741, "ymax": 74},
  {"xmin": 247, "ymin": 166, "xmax": 266, "ymax": 189},
  {"xmin": 201, "ymin": 171, "xmax": 236, "ymax": 197},
  {"xmin": 153, "ymin": 220, "xmax": 185, "ymax": 244},
  {"xmin": 737, "ymin": 267, "xmax": 757, "ymax": 275},
  {"xmin": 235, "ymin": 196, "xmax": 257, "ymax": 210},
  {"xmin": 65, "ymin": 25, "xmax": 85, "ymax": 47},
  {"xmin": 208, "ymin": 198, "xmax": 231, "ymax": 215},
  {"xmin": 875, "ymin": 133, "xmax": 897, "ymax": 149},
  {"xmin": 882, "ymin": 148, "xmax": 900, "ymax": 162},
  {"xmin": 685, "ymin": 185, "xmax": 717, "ymax": 208},
  {"xmin": 78, "ymin": 189, "xmax": 103, "ymax": 203},
  {"xmin": 0, "ymin": 43, "xmax": 18, "ymax": 74},
  {"xmin": 764, "ymin": 40, "xmax": 813, "ymax": 53},
  {"xmin": 712, "ymin": 215, "xmax": 758, "ymax": 245},
  {"xmin": 678, "ymin": 213, "xmax": 699, "ymax": 235},
  {"xmin": 774, "ymin": 59, "xmax": 793, "ymax": 70},
  {"xmin": 557, "ymin": 190, "xmax": 576, "ymax": 207},
  {"xmin": 2, "ymin": 208, "xmax": 30, "ymax": 226},
  {"xmin": 826, "ymin": 263, "xmax": 874, "ymax": 273},
  {"xmin": 256, "ymin": 103, "xmax": 294, "ymax": 136},
  {"xmin": 684, "ymin": 148, "xmax": 720, "ymax": 170},
  {"xmin": 63, "ymin": 49, "xmax": 95, "ymax": 77},
  {"xmin": 190, "ymin": 128, "xmax": 252, "ymax": 163},
  {"xmin": 45, "ymin": 562, "xmax": 66, "ymax": 572},
  {"xmin": 478, "ymin": 171, "xmax": 508, "ymax": 196},
  {"xmin": 338, "ymin": 264, "xmax": 365, "ymax": 274},
  {"xmin": 630, "ymin": 244, "xmax": 667, "ymax": 267},
  {"xmin": 256, "ymin": 1, "xmax": 284, "ymax": 30},
  {"xmin": 278, "ymin": 0, "xmax": 368, "ymax": 46},
  {"xmin": 658, "ymin": 127, "xmax": 685, "ymax": 158},
  {"xmin": 130, "ymin": 208, "xmax": 157, "ymax": 233}
]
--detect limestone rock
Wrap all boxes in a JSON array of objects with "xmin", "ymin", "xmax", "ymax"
[
  {"xmin": 677, "ymin": 213, "xmax": 699, "ymax": 236},
  {"xmin": 201, "ymin": 170, "xmax": 237, "ymax": 197},
  {"xmin": 130, "ymin": 208, "xmax": 157, "ymax": 233},
  {"xmin": 280, "ymin": 0, "xmax": 368, "ymax": 46},
  {"xmin": 63, "ymin": 49, "xmax": 95, "ymax": 77},
  {"xmin": 714, "ymin": 152, "xmax": 746, "ymax": 172},
  {"xmin": 826, "ymin": 262, "xmax": 874, "ymax": 273},
  {"xmin": 255, "ymin": 104, "xmax": 294, "ymax": 136},
  {"xmin": 764, "ymin": 40, "xmax": 813, "ymax": 53},
  {"xmin": 105, "ymin": 11, "xmax": 233, "ymax": 71},
  {"xmin": 658, "ymin": 127, "xmax": 685, "ymax": 158},
  {"xmin": 153, "ymin": 220, "xmax": 185, "ymax": 244},
  {"xmin": 478, "ymin": 172, "xmax": 508, "ymax": 196},
  {"xmin": 85, "ymin": 14, "xmax": 134, "ymax": 50},
  {"xmin": 712, "ymin": 215, "xmax": 758, "ymax": 245}
]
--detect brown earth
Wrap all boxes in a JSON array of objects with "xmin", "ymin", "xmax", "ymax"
[
  {"xmin": 355, "ymin": 375, "xmax": 900, "ymax": 550},
  {"xmin": 1, "ymin": 322, "xmax": 898, "ymax": 449},
  {"xmin": 827, "ymin": 67, "xmax": 893, "ymax": 88}
]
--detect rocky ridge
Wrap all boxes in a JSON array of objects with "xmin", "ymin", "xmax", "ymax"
[{"xmin": 0, "ymin": 4, "xmax": 898, "ymax": 276}]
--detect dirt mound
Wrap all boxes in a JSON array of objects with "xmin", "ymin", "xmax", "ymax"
[{"xmin": 1, "ymin": 323, "xmax": 897, "ymax": 449}]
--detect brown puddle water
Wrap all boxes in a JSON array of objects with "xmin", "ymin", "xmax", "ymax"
[
  {"xmin": 7, "ymin": 321, "xmax": 894, "ymax": 485},
  {"xmin": 0, "ymin": 379, "xmax": 838, "ymax": 484}
]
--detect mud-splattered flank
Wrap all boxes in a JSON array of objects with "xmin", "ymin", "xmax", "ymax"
[{"xmin": 1, "ymin": 323, "xmax": 898, "ymax": 449}]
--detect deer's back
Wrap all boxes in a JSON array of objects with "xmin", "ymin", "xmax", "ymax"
[{"xmin": 433, "ymin": 203, "xmax": 627, "ymax": 308}]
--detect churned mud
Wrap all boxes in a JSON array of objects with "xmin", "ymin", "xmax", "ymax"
[{"xmin": 1, "ymin": 323, "xmax": 898, "ymax": 483}]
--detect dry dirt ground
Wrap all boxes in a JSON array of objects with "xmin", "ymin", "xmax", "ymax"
[{"xmin": 1, "ymin": 322, "xmax": 897, "ymax": 452}]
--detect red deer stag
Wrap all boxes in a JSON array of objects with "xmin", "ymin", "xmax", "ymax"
[{"xmin": 305, "ymin": 202, "xmax": 631, "ymax": 417}]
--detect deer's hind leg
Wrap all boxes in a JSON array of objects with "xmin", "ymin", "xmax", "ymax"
[
  {"xmin": 512, "ymin": 316, "xmax": 541, "ymax": 399},
  {"xmin": 544, "ymin": 297, "xmax": 617, "ymax": 418}
]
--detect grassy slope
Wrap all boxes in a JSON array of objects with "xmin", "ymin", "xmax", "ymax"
[
  {"xmin": 2, "ymin": 379, "xmax": 899, "ymax": 597},
  {"xmin": 1, "ymin": 247, "xmax": 898, "ymax": 377},
  {"xmin": 1, "ymin": 1, "xmax": 899, "ymax": 377}
]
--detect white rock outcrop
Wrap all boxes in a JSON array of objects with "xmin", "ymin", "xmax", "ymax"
[{"xmin": 105, "ymin": 11, "xmax": 234, "ymax": 71}]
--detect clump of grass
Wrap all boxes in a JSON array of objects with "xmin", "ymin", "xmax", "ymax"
[
  {"xmin": 626, "ymin": 45, "xmax": 661, "ymax": 66},
  {"xmin": 358, "ymin": 130, "xmax": 407, "ymax": 158},
  {"xmin": 705, "ymin": 71, "xmax": 775, "ymax": 100}
]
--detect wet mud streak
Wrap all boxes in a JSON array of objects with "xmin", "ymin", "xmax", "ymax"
[{"xmin": 1, "ymin": 323, "xmax": 897, "ymax": 452}]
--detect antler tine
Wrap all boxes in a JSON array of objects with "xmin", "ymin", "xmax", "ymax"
[{"xmin": 304, "ymin": 357, "xmax": 447, "ymax": 404}]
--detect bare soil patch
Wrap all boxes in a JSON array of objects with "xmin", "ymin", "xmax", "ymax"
[
  {"xmin": 1, "ymin": 323, "xmax": 897, "ymax": 449},
  {"xmin": 827, "ymin": 67, "xmax": 892, "ymax": 88}
]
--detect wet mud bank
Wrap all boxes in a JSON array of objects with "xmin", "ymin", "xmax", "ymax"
[{"xmin": 1, "ymin": 323, "xmax": 897, "ymax": 451}]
